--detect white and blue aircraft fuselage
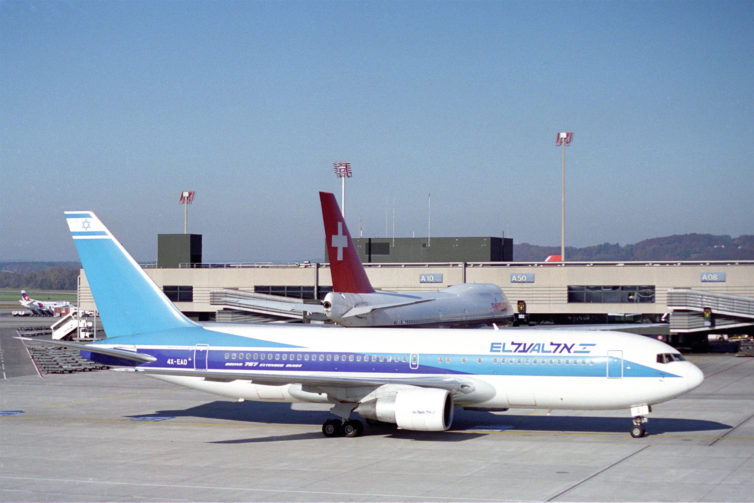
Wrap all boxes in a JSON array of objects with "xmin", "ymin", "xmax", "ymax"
[{"xmin": 23, "ymin": 211, "xmax": 704, "ymax": 439}]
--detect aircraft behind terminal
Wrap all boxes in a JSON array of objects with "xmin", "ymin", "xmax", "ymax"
[
  {"xmin": 19, "ymin": 211, "xmax": 704, "ymax": 438},
  {"xmin": 19, "ymin": 290, "xmax": 71, "ymax": 316},
  {"xmin": 319, "ymin": 192, "xmax": 513, "ymax": 327}
]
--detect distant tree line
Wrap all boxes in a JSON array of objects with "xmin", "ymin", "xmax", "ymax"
[
  {"xmin": 0, "ymin": 262, "xmax": 80, "ymax": 274},
  {"xmin": 0, "ymin": 266, "xmax": 79, "ymax": 290},
  {"xmin": 514, "ymin": 234, "xmax": 754, "ymax": 262}
]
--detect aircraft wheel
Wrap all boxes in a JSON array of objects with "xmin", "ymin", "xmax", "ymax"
[
  {"xmin": 630, "ymin": 424, "xmax": 646, "ymax": 438},
  {"xmin": 322, "ymin": 419, "xmax": 343, "ymax": 437},
  {"xmin": 343, "ymin": 420, "xmax": 364, "ymax": 437}
]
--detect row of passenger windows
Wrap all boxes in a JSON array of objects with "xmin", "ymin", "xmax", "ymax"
[
  {"xmin": 450, "ymin": 356, "xmax": 595, "ymax": 366},
  {"xmin": 221, "ymin": 352, "xmax": 596, "ymax": 367},
  {"xmin": 224, "ymin": 352, "xmax": 408, "ymax": 363}
]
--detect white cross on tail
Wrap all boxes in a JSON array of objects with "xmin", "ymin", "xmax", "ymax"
[{"xmin": 331, "ymin": 222, "xmax": 348, "ymax": 261}]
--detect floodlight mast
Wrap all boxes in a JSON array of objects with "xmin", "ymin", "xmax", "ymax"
[
  {"xmin": 555, "ymin": 132, "xmax": 573, "ymax": 262},
  {"xmin": 179, "ymin": 191, "xmax": 195, "ymax": 234},
  {"xmin": 333, "ymin": 162, "xmax": 352, "ymax": 220}
]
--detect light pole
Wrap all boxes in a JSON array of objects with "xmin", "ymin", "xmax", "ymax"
[
  {"xmin": 179, "ymin": 191, "xmax": 195, "ymax": 234},
  {"xmin": 333, "ymin": 162, "xmax": 352, "ymax": 219},
  {"xmin": 555, "ymin": 132, "xmax": 573, "ymax": 261}
]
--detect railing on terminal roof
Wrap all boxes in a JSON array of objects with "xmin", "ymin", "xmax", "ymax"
[
  {"xmin": 179, "ymin": 262, "xmax": 319, "ymax": 269},
  {"xmin": 157, "ymin": 259, "xmax": 754, "ymax": 269}
]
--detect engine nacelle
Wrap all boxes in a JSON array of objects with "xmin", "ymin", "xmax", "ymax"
[
  {"xmin": 355, "ymin": 388, "xmax": 454, "ymax": 431},
  {"xmin": 322, "ymin": 292, "xmax": 355, "ymax": 321}
]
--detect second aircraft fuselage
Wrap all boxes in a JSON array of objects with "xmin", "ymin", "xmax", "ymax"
[{"xmin": 323, "ymin": 283, "xmax": 513, "ymax": 327}]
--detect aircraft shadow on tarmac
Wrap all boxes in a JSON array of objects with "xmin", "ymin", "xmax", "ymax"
[
  {"xmin": 126, "ymin": 400, "xmax": 730, "ymax": 441},
  {"xmin": 454, "ymin": 409, "xmax": 730, "ymax": 435},
  {"xmin": 126, "ymin": 401, "xmax": 481, "ymax": 442}
]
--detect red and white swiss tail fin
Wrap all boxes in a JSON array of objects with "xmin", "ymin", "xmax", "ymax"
[{"xmin": 319, "ymin": 192, "xmax": 374, "ymax": 293}]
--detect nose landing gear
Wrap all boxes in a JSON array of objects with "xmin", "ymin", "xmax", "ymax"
[
  {"xmin": 630, "ymin": 418, "xmax": 646, "ymax": 438},
  {"xmin": 630, "ymin": 405, "xmax": 651, "ymax": 438}
]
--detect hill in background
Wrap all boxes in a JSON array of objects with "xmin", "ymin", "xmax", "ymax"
[
  {"xmin": 514, "ymin": 234, "xmax": 754, "ymax": 262},
  {"xmin": 0, "ymin": 262, "xmax": 80, "ymax": 290},
  {"xmin": 1, "ymin": 233, "xmax": 752, "ymax": 289}
]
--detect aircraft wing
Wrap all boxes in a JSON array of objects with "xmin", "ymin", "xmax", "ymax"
[
  {"xmin": 16, "ymin": 337, "xmax": 157, "ymax": 363},
  {"xmin": 131, "ymin": 366, "xmax": 479, "ymax": 396},
  {"xmin": 344, "ymin": 298, "xmax": 434, "ymax": 318},
  {"xmin": 210, "ymin": 289, "xmax": 327, "ymax": 321}
]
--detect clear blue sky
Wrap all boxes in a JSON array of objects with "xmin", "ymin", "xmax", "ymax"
[{"xmin": 2, "ymin": 0, "xmax": 752, "ymax": 262}]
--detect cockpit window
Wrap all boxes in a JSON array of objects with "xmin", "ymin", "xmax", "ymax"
[{"xmin": 657, "ymin": 353, "xmax": 686, "ymax": 364}]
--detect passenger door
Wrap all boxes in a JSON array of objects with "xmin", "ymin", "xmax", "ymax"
[
  {"xmin": 410, "ymin": 353, "xmax": 419, "ymax": 370},
  {"xmin": 607, "ymin": 350, "xmax": 623, "ymax": 378},
  {"xmin": 194, "ymin": 344, "xmax": 209, "ymax": 371}
]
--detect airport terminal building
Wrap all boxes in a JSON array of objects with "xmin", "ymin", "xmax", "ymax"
[{"xmin": 74, "ymin": 234, "xmax": 754, "ymax": 348}]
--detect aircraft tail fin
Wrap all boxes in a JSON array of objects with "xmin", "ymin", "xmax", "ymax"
[
  {"xmin": 21, "ymin": 290, "xmax": 31, "ymax": 302},
  {"xmin": 65, "ymin": 212, "xmax": 197, "ymax": 338},
  {"xmin": 319, "ymin": 192, "xmax": 375, "ymax": 293}
]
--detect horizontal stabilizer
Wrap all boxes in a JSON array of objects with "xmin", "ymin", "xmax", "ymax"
[{"xmin": 16, "ymin": 337, "xmax": 156, "ymax": 363}]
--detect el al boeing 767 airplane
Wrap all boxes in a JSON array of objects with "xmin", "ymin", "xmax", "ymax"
[
  {"xmin": 320, "ymin": 192, "xmax": 513, "ymax": 327},
  {"xmin": 21, "ymin": 211, "xmax": 704, "ymax": 438}
]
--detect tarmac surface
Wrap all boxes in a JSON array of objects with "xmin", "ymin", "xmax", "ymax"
[{"xmin": 1, "ymin": 313, "xmax": 753, "ymax": 502}]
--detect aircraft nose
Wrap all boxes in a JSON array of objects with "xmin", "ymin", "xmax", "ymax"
[{"xmin": 685, "ymin": 363, "xmax": 704, "ymax": 391}]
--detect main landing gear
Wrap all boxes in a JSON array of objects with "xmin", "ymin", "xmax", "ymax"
[
  {"xmin": 322, "ymin": 418, "xmax": 364, "ymax": 437},
  {"xmin": 630, "ymin": 405, "xmax": 651, "ymax": 438},
  {"xmin": 321, "ymin": 402, "xmax": 364, "ymax": 437}
]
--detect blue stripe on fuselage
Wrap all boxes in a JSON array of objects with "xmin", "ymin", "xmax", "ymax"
[{"xmin": 90, "ymin": 343, "xmax": 677, "ymax": 379}]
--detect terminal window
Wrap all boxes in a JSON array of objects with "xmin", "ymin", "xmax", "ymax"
[
  {"xmin": 163, "ymin": 285, "xmax": 193, "ymax": 302},
  {"xmin": 255, "ymin": 285, "xmax": 332, "ymax": 300},
  {"xmin": 567, "ymin": 285, "xmax": 655, "ymax": 303}
]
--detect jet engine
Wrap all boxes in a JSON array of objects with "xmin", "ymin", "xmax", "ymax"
[
  {"xmin": 355, "ymin": 388, "xmax": 454, "ymax": 431},
  {"xmin": 322, "ymin": 292, "xmax": 356, "ymax": 321}
]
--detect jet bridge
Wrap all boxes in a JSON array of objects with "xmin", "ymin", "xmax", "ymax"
[{"xmin": 667, "ymin": 289, "xmax": 754, "ymax": 334}]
